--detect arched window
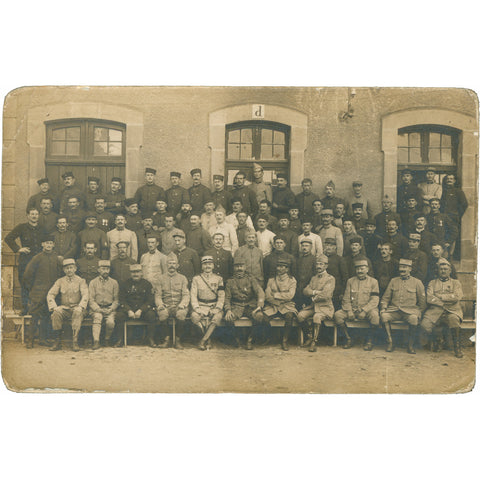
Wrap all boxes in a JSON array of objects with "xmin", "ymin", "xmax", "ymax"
[{"xmin": 225, "ymin": 120, "xmax": 290, "ymax": 186}]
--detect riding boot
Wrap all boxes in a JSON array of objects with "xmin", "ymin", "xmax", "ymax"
[
  {"xmin": 26, "ymin": 319, "xmax": 35, "ymax": 349},
  {"xmin": 309, "ymin": 323, "xmax": 321, "ymax": 352},
  {"xmin": 407, "ymin": 325, "xmax": 417, "ymax": 354},
  {"xmin": 199, "ymin": 323, "xmax": 216, "ymax": 350},
  {"xmin": 301, "ymin": 321, "xmax": 313, "ymax": 347},
  {"xmin": 49, "ymin": 330, "xmax": 62, "ymax": 351},
  {"xmin": 384, "ymin": 322, "xmax": 394, "ymax": 352},
  {"xmin": 364, "ymin": 326, "xmax": 374, "ymax": 351},
  {"xmin": 340, "ymin": 324, "xmax": 352, "ymax": 349},
  {"xmin": 72, "ymin": 331, "xmax": 80, "ymax": 352},
  {"xmin": 246, "ymin": 327, "xmax": 254, "ymax": 350},
  {"xmin": 451, "ymin": 327, "xmax": 463, "ymax": 358},
  {"xmin": 147, "ymin": 322, "xmax": 157, "ymax": 347},
  {"xmin": 112, "ymin": 322, "xmax": 124, "ymax": 347},
  {"xmin": 282, "ymin": 322, "xmax": 292, "ymax": 351}
]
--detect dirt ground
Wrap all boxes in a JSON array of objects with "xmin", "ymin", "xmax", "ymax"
[{"xmin": 2, "ymin": 334, "xmax": 475, "ymax": 393}]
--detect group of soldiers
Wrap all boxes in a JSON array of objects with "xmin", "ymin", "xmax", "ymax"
[{"xmin": 4, "ymin": 164, "xmax": 468, "ymax": 357}]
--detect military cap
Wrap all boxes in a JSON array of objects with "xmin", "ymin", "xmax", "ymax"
[
  {"xmin": 343, "ymin": 216, "xmax": 354, "ymax": 223},
  {"xmin": 63, "ymin": 258, "xmax": 76, "ymax": 266},
  {"xmin": 316, "ymin": 254, "xmax": 329, "ymax": 264},
  {"xmin": 351, "ymin": 202, "xmax": 364, "ymax": 210},
  {"xmin": 300, "ymin": 237, "xmax": 313, "ymax": 245},
  {"xmin": 406, "ymin": 193, "xmax": 418, "ymax": 201},
  {"xmin": 201, "ymin": 255, "xmax": 214, "ymax": 264},
  {"xmin": 256, "ymin": 214, "xmax": 269, "ymax": 222},
  {"xmin": 146, "ymin": 233, "xmax": 159, "ymax": 240},
  {"xmin": 98, "ymin": 260, "xmax": 111, "ymax": 267},
  {"xmin": 288, "ymin": 204, "xmax": 300, "ymax": 210},
  {"xmin": 413, "ymin": 212, "xmax": 426, "ymax": 220},
  {"xmin": 213, "ymin": 174, "xmax": 224, "ymax": 181},
  {"xmin": 61, "ymin": 171, "xmax": 74, "ymax": 179},
  {"xmin": 145, "ymin": 167, "xmax": 157, "ymax": 174},
  {"xmin": 252, "ymin": 162, "xmax": 263, "ymax": 171},
  {"xmin": 111, "ymin": 177, "xmax": 122, "ymax": 183},
  {"xmin": 116, "ymin": 240, "xmax": 130, "ymax": 247},
  {"xmin": 437, "ymin": 258, "xmax": 451, "ymax": 267},
  {"xmin": 301, "ymin": 178, "xmax": 313, "ymax": 184},
  {"xmin": 37, "ymin": 177, "xmax": 49, "ymax": 185},
  {"xmin": 41, "ymin": 233, "xmax": 55, "ymax": 243},
  {"xmin": 172, "ymin": 231, "xmax": 186, "ymax": 238},
  {"xmin": 277, "ymin": 213, "xmax": 290, "ymax": 220},
  {"xmin": 66, "ymin": 194, "xmax": 80, "ymax": 201},
  {"xmin": 365, "ymin": 218, "xmax": 376, "ymax": 226},
  {"xmin": 349, "ymin": 236, "xmax": 363, "ymax": 244},
  {"xmin": 166, "ymin": 252, "xmax": 178, "ymax": 263},
  {"xmin": 325, "ymin": 180, "xmax": 335, "ymax": 188},
  {"xmin": 233, "ymin": 258, "xmax": 246, "ymax": 266},
  {"xmin": 190, "ymin": 168, "xmax": 202, "ymax": 176},
  {"xmin": 277, "ymin": 257, "xmax": 291, "ymax": 266},
  {"xmin": 141, "ymin": 212, "xmax": 154, "ymax": 220},
  {"xmin": 426, "ymin": 166, "xmax": 436, "ymax": 173},
  {"xmin": 124, "ymin": 198, "xmax": 138, "ymax": 207},
  {"xmin": 170, "ymin": 171, "xmax": 181, "ymax": 178},
  {"xmin": 84, "ymin": 212, "xmax": 97, "ymax": 219},
  {"xmin": 301, "ymin": 216, "xmax": 314, "ymax": 224},
  {"xmin": 273, "ymin": 235, "xmax": 286, "ymax": 243},
  {"xmin": 382, "ymin": 194, "xmax": 393, "ymax": 203},
  {"xmin": 190, "ymin": 211, "xmax": 202, "ymax": 218},
  {"xmin": 399, "ymin": 258, "xmax": 413, "ymax": 266},
  {"xmin": 129, "ymin": 264, "xmax": 142, "ymax": 271},
  {"xmin": 354, "ymin": 258, "xmax": 369, "ymax": 267},
  {"xmin": 409, "ymin": 233, "xmax": 421, "ymax": 241},
  {"xmin": 88, "ymin": 176, "xmax": 100, "ymax": 183},
  {"xmin": 324, "ymin": 237, "xmax": 337, "ymax": 245},
  {"xmin": 211, "ymin": 231, "xmax": 225, "ymax": 238},
  {"xmin": 352, "ymin": 180, "xmax": 363, "ymax": 186},
  {"xmin": 401, "ymin": 168, "xmax": 413, "ymax": 175},
  {"xmin": 320, "ymin": 208, "xmax": 334, "ymax": 215},
  {"xmin": 276, "ymin": 173, "xmax": 288, "ymax": 180},
  {"xmin": 231, "ymin": 196, "xmax": 243, "ymax": 204}
]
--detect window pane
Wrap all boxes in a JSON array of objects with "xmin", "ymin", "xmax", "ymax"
[
  {"xmin": 94, "ymin": 127, "xmax": 108, "ymax": 141},
  {"xmin": 398, "ymin": 132, "xmax": 409, "ymax": 147},
  {"xmin": 398, "ymin": 147, "xmax": 409, "ymax": 163},
  {"xmin": 109, "ymin": 129, "xmax": 122, "ymax": 142},
  {"xmin": 429, "ymin": 133, "xmax": 441, "ymax": 147},
  {"xmin": 273, "ymin": 144, "xmax": 285, "ymax": 159},
  {"xmin": 273, "ymin": 130, "xmax": 285, "ymax": 144},
  {"xmin": 66, "ymin": 127, "xmax": 80, "ymax": 140},
  {"xmin": 94, "ymin": 142, "xmax": 108, "ymax": 156},
  {"xmin": 66, "ymin": 142, "xmax": 80, "ymax": 156},
  {"xmin": 109, "ymin": 142, "xmax": 122, "ymax": 156},
  {"xmin": 240, "ymin": 129, "xmax": 252, "ymax": 143},
  {"xmin": 51, "ymin": 141, "xmax": 65, "ymax": 155},
  {"xmin": 228, "ymin": 129, "xmax": 240, "ymax": 143},
  {"xmin": 409, "ymin": 132, "xmax": 421, "ymax": 147},
  {"xmin": 441, "ymin": 134, "xmax": 452, "ymax": 147},
  {"xmin": 428, "ymin": 148, "xmax": 441, "ymax": 163},
  {"xmin": 441, "ymin": 148, "xmax": 452, "ymax": 164},
  {"xmin": 52, "ymin": 128, "xmax": 66, "ymax": 141},
  {"xmin": 409, "ymin": 147, "xmax": 421, "ymax": 163},
  {"xmin": 261, "ymin": 145, "xmax": 273, "ymax": 159},
  {"xmin": 227, "ymin": 143, "xmax": 240, "ymax": 160},
  {"xmin": 240, "ymin": 143, "xmax": 252, "ymax": 159},
  {"xmin": 261, "ymin": 129, "xmax": 273, "ymax": 144}
]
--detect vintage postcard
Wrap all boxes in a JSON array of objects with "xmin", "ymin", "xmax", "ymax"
[{"xmin": 1, "ymin": 86, "xmax": 477, "ymax": 393}]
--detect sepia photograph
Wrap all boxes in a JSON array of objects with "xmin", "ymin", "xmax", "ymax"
[{"xmin": 1, "ymin": 86, "xmax": 477, "ymax": 393}]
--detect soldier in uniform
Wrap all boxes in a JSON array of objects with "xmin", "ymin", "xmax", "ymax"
[
  {"xmin": 334, "ymin": 258, "xmax": 380, "ymax": 350},
  {"xmin": 226, "ymin": 198, "xmax": 254, "ymax": 230},
  {"xmin": 76, "ymin": 242, "xmax": 101, "ymax": 284},
  {"xmin": 411, "ymin": 213, "xmax": 438, "ymax": 255},
  {"xmin": 400, "ymin": 195, "xmax": 421, "ymax": 236},
  {"xmin": 323, "ymin": 237, "xmax": 348, "ymax": 310},
  {"xmin": 204, "ymin": 232, "xmax": 233, "ymax": 283},
  {"xmin": 155, "ymin": 253, "xmax": 190, "ymax": 350},
  {"xmin": 360, "ymin": 219, "xmax": 382, "ymax": 261},
  {"xmin": 188, "ymin": 168, "xmax": 211, "ymax": 213},
  {"xmin": 201, "ymin": 200, "xmax": 218, "ymax": 232},
  {"xmin": 250, "ymin": 162, "xmax": 272, "ymax": 204},
  {"xmin": 373, "ymin": 243, "xmax": 399, "ymax": 296},
  {"xmin": 38, "ymin": 197, "xmax": 59, "ymax": 235},
  {"xmin": 23, "ymin": 233, "xmax": 62, "ymax": 348},
  {"xmin": 140, "ymin": 235, "xmax": 167, "ymax": 292},
  {"xmin": 47, "ymin": 258, "xmax": 89, "ymax": 351},
  {"xmin": 208, "ymin": 208, "xmax": 238, "ymax": 254},
  {"xmin": 344, "ymin": 238, "xmax": 373, "ymax": 278},
  {"xmin": 88, "ymin": 260, "xmax": 119, "ymax": 349},
  {"xmin": 27, "ymin": 177, "xmax": 59, "ymax": 213},
  {"xmin": 160, "ymin": 214, "xmax": 184, "ymax": 255},
  {"xmin": 234, "ymin": 230, "xmax": 264, "ymax": 284},
  {"xmin": 186, "ymin": 213, "xmax": 213, "ymax": 257},
  {"xmin": 427, "ymin": 198, "xmax": 458, "ymax": 255},
  {"xmin": 173, "ymin": 231, "xmax": 201, "ymax": 286},
  {"xmin": 317, "ymin": 208, "xmax": 344, "ymax": 256},
  {"xmin": 397, "ymin": 168, "xmax": 423, "ymax": 213},
  {"xmin": 345, "ymin": 180, "xmax": 373, "ymax": 219},
  {"xmin": 295, "ymin": 178, "xmax": 320, "ymax": 218},
  {"xmin": 380, "ymin": 258, "xmax": 426, "ymax": 354},
  {"xmin": 58, "ymin": 171, "xmax": 86, "ymax": 213},
  {"xmin": 263, "ymin": 236, "xmax": 296, "ymax": 282},
  {"xmin": 382, "ymin": 218, "xmax": 408, "ymax": 260},
  {"xmin": 276, "ymin": 214, "xmax": 298, "ymax": 256},
  {"xmin": 418, "ymin": 167, "xmax": 442, "ymax": 214},
  {"xmin": 321, "ymin": 180, "xmax": 345, "ymax": 211},
  {"xmin": 137, "ymin": 213, "xmax": 162, "ymax": 258},
  {"xmin": 78, "ymin": 213, "xmax": 109, "ymax": 259},
  {"xmin": 272, "ymin": 173, "xmax": 296, "ymax": 217},
  {"xmin": 231, "ymin": 171, "xmax": 258, "ymax": 215},
  {"xmin": 298, "ymin": 217, "xmax": 323, "ymax": 257},
  {"xmin": 134, "ymin": 167, "xmax": 166, "ymax": 216},
  {"xmin": 52, "ymin": 216, "xmax": 78, "ymax": 262},
  {"xmin": 92, "ymin": 197, "xmax": 114, "ymax": 233},
  {"xmin": 288, "ymin": 205, "xmax": 302, "ymax": 235},
  {"xmin": 152, "ymin": 199, "xmax": 169, "ymax": 230},
  {"xmin": 107, "ymin": 213, "xmax": 138, "ymax": 261},
  {"xmin": 110, "ymin": 241, "xmax": 136, "ymax": 287},
  {"xmin": 211, "ymin": 174, "xmax": 233, "ymax": 213},
  {"xmin": 64, "ymin": 195, "xmax": 87, "ymax": 234},
  {"xmin": 165, "ymin": 171, "xmax": 190, "ymax": 216},
  {"xmin": 85, "ymin": 176, "xmax": 102, "ymax": 212},
  {"xmin": 421, "ymin": 258, "xmax": 464, "ymax": 358},
  {"xmin": 295, "ymin": 238, "xmax": 317, "ymax": 309},
  {"xmin": 124, "ymin": 198, "xmax": 144, "ymax": 232},
  {"xmin": 426, "ymin": 243, "xmax": 457, "ymax": 284},
  {"xmin": 262, "ymin": 257, "xmax": 298, "ymax": 351},
  {"xmin": 224, "ymin": 258, "xmax": 265, "ymax": 350},
  {"xmin": 253, "ymin": 200, "xmax": 278, "ymax": 232},
  {"xmin": 105, "ymin": 177, "xmax": 125, "ymax": 215},
  {"xmin": 297, "ymin": 255, "xmax": 335, "ymax": 352},
  {"xmin": 236, "ymin": 212, "xmax": 255, "ymax": 247},
  {"xmin": 374, "ymin": 194, "xmax": 402, "ymax": 238},
  {"xmin": 405, "ymin": 233, "xmax": 428, "ymax": 283},
  {"xmin": 190, "ymin": 256, "xmax": 225, "ymax": 350},
  {"xmin": 114, "ymin": 264, "xmax": 156, "ymax": 347}
]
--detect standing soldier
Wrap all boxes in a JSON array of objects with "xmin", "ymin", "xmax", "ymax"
[
  {"xmin": 107, "ymin": 213, "xmax": 138, "ymax": 261},
  {"xmin": 38, "ymin": 197, "xmax": 59, "ymax": 235},
  {"xmin": 231, "ymin": 171, "xmax": 258, "ymax": 215},
  {"xmin": 397, "ymin": 168, "xmax": 423, "ymax": 213},
  {"xmin": 166, "ymin": 171, "xmax": 190, "ymax": 216},
  {"xmin": 418, "ymin": 167, "xmax": 442, "ymax": 214},
  {"xmin": 421, "ymin": 258, "xmax": 464, "ymax": 358},
  {"xmin": 22, "ymin": 234, "xmax": 62, "ymax": 348},
  {"xmin": 58, "ymin": 171, "xmax": 86, "ymax": 213},
  {"xmin": 88, "ymin": 260, "xmax": 119, "ymax": 349},
  {"xmin": 28, "ymin": 178, "xmax": 59, "ymax": 213},
  {"xmin": 140, "ymin": 235, "xmax": 168, "ymax": 292},
  {"xmin": 85, "ymin": 176, "xmax": 102, "ymax": 212},
  {"xmin": 204, "ymin": 232, "xmax": 233, "ymax": 283},
  {"xmin": 114, "ymin": 264, "xmax": 157, "ymax": 347},
  {"xmin": 47, "ymin": 258, "xmax": 89, "ymax": 351},
  {"xmin": 134, "ymin": 168, "xmax": 166, "ymax": 217},
  {"xmin": 380, "ymin": 258, "xmax": 426, "ymax": 354},
  {"xmin": 374, "ymin": 194, "xmax": 402, "ymax": 238},
  {"xmin": 297, "ymin": 255, "xmax": 335, "ymax": 352},
  {"xmin": 211, "ymin": 174, "xmax": 233, "ymax": 213},
  {"xmin": 234, "ymin": 231, "xmax": 264, "ymax": 284},
  {"xmin": 334, "ymin": 259, "xmax": 380, "ymax": 351},
  {"xmin": 173, "ymin": 231, "xmax": 201, "ymax": 286},
  {"xmin": 250, "ymin": 162, "xmax": 272, "ymax": 205},
  {"xmin": 92, "ymin": 197, "xmax": 114, "ymax": 233},
  {"xmin": 345, "ymin": 180, "xmax": 373, "ymax": 219},
  {"xmin": 76, "ymin": 242, "xmax": 101, "ymax": 285},
  {"xmin": 188, "ymin": 168, "xmax": 211, "ymax": 213},
  {"xmin": 124, "ymin": 198, "xmax": 144, "ymax": 232},
  {"xmin": 155, "ymin": 253, "xmax": 190, "ymax": 349},
  {"xmin": 262, "ymin": 258, "xmax": 298, "ymax": 351},
  {"xmin": 78, "ymin": 213, "xmax": 109, "ymax": 259},
  {"xmin": 224, "ymin": 258, "xmax": 265, "ymax": 350},
  {"xmin": 295, "ymin": 178, "xmax": 320, "ymax": 218},
  {"xmin": 105, "ymin": 177, "xmax": 125, "ymax": 215},
  {"xmin": 191, "ymin": 256, "xmax": 225, "ymax": 351},
  {"xmin": 52, "ymin": 216, "xmax": 78, "ymax": 262},
  {"xmin": 272, "ymin": 173, "xmax": 296, "ymax": 216},
  {"xmin": 321, "ymin": 180, "xmax": 345, "ymax": 211},
  {"xmin": 110, "ymin": 241, "xmax": 136, "ymax": 287}
]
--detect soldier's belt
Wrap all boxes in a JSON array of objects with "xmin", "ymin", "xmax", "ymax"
[{"xmin": 198, "ymin": 298, "xmax": 217, "ymax": 303}]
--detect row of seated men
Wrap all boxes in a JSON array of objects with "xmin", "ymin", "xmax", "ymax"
[{"xmin": 18, "ymin": 229, "xmax": 464, "ymax": 359}]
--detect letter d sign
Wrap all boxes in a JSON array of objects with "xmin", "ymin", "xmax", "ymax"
[{"xmin": 252, "ymin": 104, "xmax": 265, "ymax": 119}]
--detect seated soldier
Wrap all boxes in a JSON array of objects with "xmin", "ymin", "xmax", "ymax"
[
  {"xmin": 47, "ymin": 258, "xmax": 89, "ymax": 352},
  {"xmin": 421, "ymin": 258, "xmax": 464, "ymax": 358},
  {"xmin": 114, "ymin": 264, "xmax": 156, "ymax": 348},
  {"xmin": 380, "ymin": 258, "xmax": 426, "ymax": 354},
  {"xmin": 155, "ymin": 253, "xmax": 190, "ymax": 350},
  {"xmin": 190, "ymin": 256, "xmax": 225, "ymax": 351},
  {"xmin": 224, "ymin": 258, "xmax": 265, "ymax": 350},
  {"xmin": 334, "ymin": 258, "xmax": 380, "ymax": 351},
  {"xmin": 262, "ymin": 257, "xmax": 298, "ymax": 351},
  {"xmin": 88, "ymin": 260, "xmax": 119, "ymax": 349},
  {"xmin": 297, "ymin": 255, "xmax": 335, "ymax": 352}
]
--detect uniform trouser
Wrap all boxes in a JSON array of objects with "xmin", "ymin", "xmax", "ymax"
[
  {"xmin": 91, "ymin": 311, "xmax": 116, "ymax": 341},
  {"xmin": 263, "ymin": 311, "xmax": 296, "ymax": 341},
  {"xmin": 157, "ymin": 306, "xmax": 188, "ymax": 337},
  {"xmin": 115, "ymin": 308, "xmax": 156, "ymax": 340},
  {"xmin": 421, "ymin": 310, "xmax": 461, "ymax": 333},
  {"xmin": 191, "ymin": 310, "xmax": 223, "ymax": 331},
  {"xmin": 334, "ymin": 309, "xmax": 380, "ymax": 326},
  {"xmin": 381, "ymin": 311, "xmax": 419, "ymax": 326},
  {"xmin": 18, "ymin": 257, "xmax": 32, "ymax": 313},
  {"xmin": 297, "ymin": 306, "xmax": 330, "ymax": 325},
  {"xmin": 27, "ymin": 300, "xmax": 50, "ymax": 342},
  {"xmin": 51, "ymin": 306, "xmax": 84, "ymax": 338},
  {"xmin": 224, "ymin": 305, "xmax": 264, "ymax": 340}
]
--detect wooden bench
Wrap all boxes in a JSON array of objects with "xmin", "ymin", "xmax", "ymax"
[{"xmin": 3, "ymin": 313, "xmax": 32, "ymax": 344}]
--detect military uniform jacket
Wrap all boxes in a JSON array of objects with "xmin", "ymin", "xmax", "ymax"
[
  {"xmin": 211, "ymin": 189, "xmax": 233, "ymax": 214},
  {"xmin": 186, "ymin": 226, "xmax": 213, "ymax": 256},
  {"xmin": 264, "ymin": 274, "xmax": 297, "ymax": 316},
  {"xmin": 373, "ymin": 258, "xmax": 399, "ymax": 292},
  {"xmin": 140, "ymin": 250, "xmax": 168, "ymax": 288},
  {"xmin": 155, "ymin": 272, "xmax": 190, "ymax": 310},
  {"xmin": 233, "ymin": 245, "xmax": 264, "ymax": 284},
  {"xmin": 39, "ymin": 211, "xmax": 60, "ymax": 235},
  {"xmin": 381, "ymin": 232, "xmax": 408, "ymax": 260},
  {"xmin": 134, "ymin": 184, "xmax": 166, "ymax": 214},
  {"xmin": 23, "ymin": 251, "xmax": 62, "ymax": 302},
  {"xmin": 405, "ymin": 248, "xmax": 428, "ymax": 283},
  {"xmin": 188, "ymin": 184, "xmax": 211, "ymax": 212},
  {"xmin": 397, "ymin": 183, "xmax": 422, "ymax": 213},
  {"xmin": 110, "ymin": 256, "xmax": 136, "ymax": 286},
  {"xmin": 263, "ymin": 251, "xmax": 296, "ymax": 281},
  {"xmin": 93, "ymin": 210, "xmax": 114, "ymax": 232},
  {"xmin": 28, "ymin": 191, "xmax": 59, "ymax": 213},
  {"xmin": 119, "ymin": 278, "xmax": 155, "ymax": 312},
  {"xmin": 125, "ymin": 212, "xmax": 144, "ymax": 232},
  {"xmin": 76, "ymin": 256, "xmax": 101, "ymax": 285},
  {"xmin": 230, "ymin": 185, "xmax": 258, "ymax": 215},
  {"xmin": 440, "ymin": 186, "xmax": 468, "ymax": 220},
  {"xmin": 380, "ymin": 276, "xmax": 426, "ymax": 315},
  {"xmin": 427, "ymin": 212, "xmax": 458, "ymax": 244},
  {"xmin": 326, "ymin": 254, "xmax": 348, "ymax": 298},
  {"xmin": 105, "ymin": 191, "xmax": 125, "ymax": 214},
  {"xmin": 272, "ymin": 186, "xmax": 296, "ymax": 215},
  {"xmin": 374, "ymin": 211, "xmax": 402, "ymax": 238},
  {"xmin": 295, "ymin": 191, "xmax": 320, "ymax": 217},
  {"xmin": 89, "ymin": 276, "xmax": 119, "ymax": 311},
  {"xmin": 318, "ymin": 225, "xmax": 344, "ymax": 256},
  {"xmin": 107, "ymin": 228, "xmax": 138, "ymax": 261},
  {"xmin": 250, "ymin": 181, "xmax": 272, "ymax": 204},
  {"xmin": 276, "ymin": 228, "xmax": 299, "ymax": 256},
  {"xmin": 426, "ymin": 256, "xmax": 457, "ymax": 285},
  {"xmin": 4, "ymin": 222, "xmax": 43, "ymax": 266},
  {"xmin": 165, "ymin": 186, "xmax": 190, "ymax": 215},
  {"xmin": 342, "ymin": 276, "xmax": 379, "ymax": 314},
  {"xmin": 426, "ymin": 277, "xmax": 463, "ymax": 320},
  {"xmin": 303, "ymin": 273, "xmax": 335, "ymax": 316},
  {"xmin": 204, "ymin": 247, "xmax": 233, "ymax": 282},
  {"xmin": 78, "ymin": 227, "xmax": 109, "ymax": 259},
  {"xmin": 152, "ymin": 211, "xmax": 168, "ymax": 230},
  {"xmin": 175, "ymin": 246, "xmax": 201, "ymax": 284},
  {"xmin": 53, "ymin": 230, "xmax": 78, "ymax": 259},
  {"xmin": 191, "ymin": 273, "xmax": 225, "ymax": 313},
  {"xmin": 225, "ymin": 274, "xmax": 265, "ymax": 310},
  {"xmin": 296, "ymin": 253, "xmax": 317, "ymax": 294},
  {"xmin": 59, "ymin": 186, "xmax": 86, "ymax": 212},
  {"xmin": 47, "ymin": 274, "xmax": 89, "ymax": 310}
]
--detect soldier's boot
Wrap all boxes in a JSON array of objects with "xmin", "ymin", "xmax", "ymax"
[
  {"xmin": 384, "ymin": 323, "xmax": 394, "ymax": 352},
  {"xmin": 174, "ymin": 337, "xmax": 184, "ymax": 350},
  {"xmin": 105, "ymin": 325, "xmax": 114, "ymax": 347},
  {"xmin": 199, "ymin": 324, "xmax": 216, "ymax": 351},
  {"xmin": 158, "ymin": 336, "xmax": 171, "ymax": 348},
  {"xmin": 340, "ymin": 324, "xmax": 352, "ymax": 349},
  {"xmin": 92, "ymin": 340, "xmax": 101, "ymax": 350},
  {"xmin": 49, "ymin": 330, "xmax": 62, "ymax": 351},
  {"xmin": 281, "ymin": 324, "xmax": 292, "ymax": 351},
  {"xmin": 364, "ymin": 327, "xmax": 374, "ymax": 351},
  {"xmin": 246, "ymin": 330, "xmax": 253, "ymax": 350},
  {"xmin": 72, "ymin": 332, "xmax": 80, "ymax": 352},
  {"xmin": 112, "ymin": 322, "xmax": 124, "ymax": 347},
  {"xmin": 309, "ymin": 324, "xmax": 321, "ymax": 352},
  {"xmin": 147, "ymin": 323, "xmax": 157, "ymax": 348},
  {"xmin": 433, "ymin": 326, "xmax": 445, "ymax": 351},
  {"xmin": 301, "ymin": 321, "xmax": 313, "ymax": 348},
  {"xmin": 451, "ymin": 327, "xmax": 463, "ymax": 358},
  {"xmin": 407, "ymin": 325, "xmax": 417, "ymax": 354},
  {"xmin": 26, "ymin": 323, "xmax": 35, "ymax": 349}
]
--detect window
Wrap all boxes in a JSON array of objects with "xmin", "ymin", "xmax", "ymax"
[{"xmin": 225, "ymin": 120, "xmax": 290, "ymax": 186}]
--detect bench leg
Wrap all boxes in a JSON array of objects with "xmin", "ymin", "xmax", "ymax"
[
  {"xmin": 333, "ymin": 325, "xmax": 337, "ymax": 347},
  {"xmin": 22, "ymin": 317, "xmax": 25, "ymax": 344},
  {"xmin": 124, "ymin": 322, "xmax": 127, "ymax": 347},
  {"xmin": 298, "ymin": 327, "xmax": 303, "ymax": 346}
]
